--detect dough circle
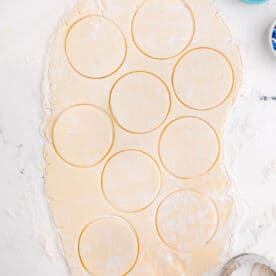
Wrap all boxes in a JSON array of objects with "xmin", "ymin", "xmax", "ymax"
[
  {"xmin": 109, "ymin": 71, "xmax": 171, "ymax": 134},
  {"xmin": 131, "ymin": 0, "xmax": 195, "ymax": 59},
  {"xmin": 172, "ymin": 47, "xmax": 234, "ymax": 110},
  {"xmin": 65, "ymin": 15, "xmax": 126, "ymax": 78},
  {"xmin": 52, "ymin": 104, "xmax": 114, "ymax": 168},
  {"xmin": 158, "ymin": 116, "xmax": 219, "ymax": 179},
  {"xmin": 156, "ymin": 190, "xmax": 218, "ymax": 253},
  {"xmin": 101, "ymin": 150, "xmax": 161, "ymax": 212},
  {"xmin": 78, "ymin": 217, "xmax": 139, "ymax": 275}
]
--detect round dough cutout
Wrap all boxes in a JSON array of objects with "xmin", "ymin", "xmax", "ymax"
[
  {"xmin": 131, "ymin": 0, "xmax": 195, "ymax": 59},
  {"xmin": 78, "ymin": 217, "xmax": 139, "ymax": 275},
  {"xmin": 172, "ymin": 48, "xmax": 234, "ymax": 110},
  {"xmin": 158, "ymin": 117, "xmax": 219, "ymax": 179},
  {"xmin": 156, "ymin": 190, "xmax": 218, "ymax": 253},
  {"xmin": 65, "ymin": 15, "xmax": 126, "ymax": 78},
  {"xmin": 53, "ymin": 104, "xmax": 114, "ymax": 167},
  {"xmin": 101, "ymin": 150, "xmax": 161, "ymax": 212},
  {"xmin": 109, "ymin": 71, "xmax": 170, "ymax": 134}
]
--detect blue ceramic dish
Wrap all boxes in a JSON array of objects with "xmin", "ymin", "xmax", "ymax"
[
  {"xmin": 269, "ymin": 19, "xmax": 276, "ymax": 55},
  {"xmin": 272, "ymin": 27, "xmax": 276, "ymax": 51}
]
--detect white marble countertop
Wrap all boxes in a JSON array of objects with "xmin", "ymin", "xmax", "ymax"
[{"xmin": 1, "ymin": 0, "xmax": 276, "ymax": 275}]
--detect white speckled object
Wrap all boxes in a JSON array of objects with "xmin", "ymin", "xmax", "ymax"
[{"xmin": 221, "ymin": 254, "xmax": 276, "ymax": 276}]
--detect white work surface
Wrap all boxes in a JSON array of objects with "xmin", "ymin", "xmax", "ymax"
[{"xmin": 1, "ymin": 0, "xmax": 276, "ymax": 275}]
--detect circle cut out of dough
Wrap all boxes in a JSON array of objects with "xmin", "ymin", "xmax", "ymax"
[
  {"xmin": 65, "ymin": 15, "xmax": 127, "ymax": 79},
  {"xmin": 53, "ymin": 104, "xmax": 114, "ymax": 168},
  {"xmin": 109, "ymin": 71, "xmax": 171, "ymax": 134},
  {"xmin": 156, "ymin": 190, "xmax": 218, "ymax": 253},
  {"xmin": 101, "ymin": 150, "xmax": 161, "ymax": 212},
  {"xmin": 172, "ymin": 47, "xmax": 234, "ymax": 110},
  {"xmin": 131, "ymin": 0, "xmax": 195, "ymax": 59},
  {"xmin": 78, "ymin": 217, "xmax": 139, "ymax": 275},
  {"xmin": 158, "ymin": 116, "xmax": 220, "ymax": 179}
]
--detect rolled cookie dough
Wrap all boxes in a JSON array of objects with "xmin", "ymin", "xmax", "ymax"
[{"xmin": 45, "ymin": 0, "xmax": 242, "ymax": 275}]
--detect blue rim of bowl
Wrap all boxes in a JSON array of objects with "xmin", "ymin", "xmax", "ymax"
[
  {"xmin": 241, "ymin": 0, "xmax": 269, "ymax": 3},
  {"xmin": 269, "ymin": 19, "xmax": 276, "ymax": 55}
]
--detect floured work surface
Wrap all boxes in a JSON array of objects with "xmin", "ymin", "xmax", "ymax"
[{"xmin": 45, "ymin": 0, "xmax": 242, "ymax": 275}]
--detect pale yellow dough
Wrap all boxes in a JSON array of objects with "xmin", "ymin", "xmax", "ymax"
[{"xmin": 45, "ymin": 0, "xmax": 242, "ymax": 275}]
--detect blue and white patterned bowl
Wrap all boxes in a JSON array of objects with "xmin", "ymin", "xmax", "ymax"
[{"xmin": 269, "ymin": 19, "xmax": 276, "ymax": 55}]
